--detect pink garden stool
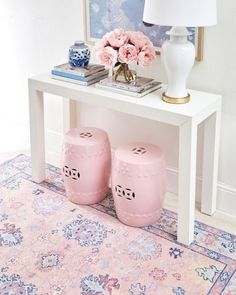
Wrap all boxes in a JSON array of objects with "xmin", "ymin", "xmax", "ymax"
[
  {"xmin": 62, "ymin": 127, "xmax": 111, "ymax": 205},
  {"xmin": 112, "ymin": 142, "xmax": 166, "ymax": 227}
]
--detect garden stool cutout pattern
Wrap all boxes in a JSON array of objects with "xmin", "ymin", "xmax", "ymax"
[
  {"xmin": 62, "ymin": 127, "xmax": 111, "ymax": 205},
  {"xmin": 112, "ymin": 142, "xmax": 166, "ymax": 227}
]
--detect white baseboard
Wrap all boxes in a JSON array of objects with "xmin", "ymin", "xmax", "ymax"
[
  {"xmin": 217, "ymin": 183, "xmax": 236, "ymax": 216},
  {"xmin": 166, "ymin": 167, "xmax": 236, "ymax": 217}
]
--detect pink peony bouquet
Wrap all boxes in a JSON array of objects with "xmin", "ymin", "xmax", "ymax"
[{"xmin": 94, "ymin": 29, "xmax": 156, "ymax": 68}]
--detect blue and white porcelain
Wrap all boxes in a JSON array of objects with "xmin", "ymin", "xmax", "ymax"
[{"xmin": 68, "ymin": 41, "xmax": 90, "ymax": 67}]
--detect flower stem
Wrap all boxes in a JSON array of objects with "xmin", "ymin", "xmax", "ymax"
[{"xmin": 113, "ymin": 63, "xmax": 135, "ymax": 83}]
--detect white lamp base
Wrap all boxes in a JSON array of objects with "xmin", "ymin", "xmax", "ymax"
[{"xmin": 161, "ymin": 27, "xmax": 195, "ymax": 104}]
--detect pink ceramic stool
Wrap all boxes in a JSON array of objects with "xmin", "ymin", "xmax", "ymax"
[
  {"xmin": 112, "ymin": 142, "xmax": 166, "ymax": 227},
  {"xmin": 62, "ymin": 127, "xmax": 111, "ymax": 205}
]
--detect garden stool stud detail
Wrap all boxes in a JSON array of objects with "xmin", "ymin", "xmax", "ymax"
[
  {"xmin": 112, "ymin": 142, "xmax": 166, "ymax": 227},
  {"xmin": 62, "ymin": 127, "xmax": 111, "ymax": 205}
]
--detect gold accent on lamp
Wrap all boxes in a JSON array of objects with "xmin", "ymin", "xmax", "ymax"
[{"xmin": 162, "ymin": 93, "xmax": 190, "ymax": 104}]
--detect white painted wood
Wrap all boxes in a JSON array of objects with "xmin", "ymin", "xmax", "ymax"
[
  {"xmin": 28, "ymin": 82, "xmax": 46, "ymax": 183},
  {"xmin": 201, "ymin": 101, "xmax": 222, "ymax": 215},
  {"xmin": 62, "ymin": 98, "xmax": 77, "ymax": 133},
  {"xmin": 178, "ymin": 120, "xmax": 197, "ymax": 245},
  {"xmin": 29, "ymin": 74, "xmax": 221, "ymax": 127},
  {"xmin": 28, "ymin": 73, "xmax": 222, "ymax": 245}
]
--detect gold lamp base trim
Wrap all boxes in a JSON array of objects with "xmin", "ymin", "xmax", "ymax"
[{"xmin": 162, "ymin": 92, "xmax": 190, "ymax": 104}]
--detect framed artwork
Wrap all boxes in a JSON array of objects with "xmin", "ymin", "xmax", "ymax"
[{"xmin": 83, "ymin": 0, "xmax": 204, "ymax": 61}]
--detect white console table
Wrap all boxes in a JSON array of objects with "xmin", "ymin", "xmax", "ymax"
[{"xmin": 28, "ymin": 73, "xmax": 222, "ymax": 245}]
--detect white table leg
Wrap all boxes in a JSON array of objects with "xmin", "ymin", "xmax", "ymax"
[
  {"xmin": 178, "ymin": 120, "xmax": 197, "ymax": 245},
  {"xmin": 28, "ymin": 85, "xmax": 45, "ymax": 183},
  {"xmin": 62, "ymin": 98, "xmax": 77, "ymax": 133},
  {"xmin": 201, "ymin": 105, "xmax": 221, "ymax": 215}
]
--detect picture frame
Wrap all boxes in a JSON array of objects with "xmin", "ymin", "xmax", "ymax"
[{"xmin": 83, "ymin": 0, "xmax": 204, "ymax": 61}]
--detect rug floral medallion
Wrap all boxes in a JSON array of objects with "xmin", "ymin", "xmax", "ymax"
[{"xmin": 0, "ymin": 155, "xmax": 235, "ymax": 295}]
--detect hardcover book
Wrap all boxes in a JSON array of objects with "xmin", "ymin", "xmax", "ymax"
[
  {"xmin": 53, "ymin": 63, "xmax": 105, "ymax": 77},
  {"xmin": 51, "ymin": 73, "xmax": 108, "ymax": 86},
  {"xmin": 51, "ymin": 69, "xmax": 109, "ymax": 82},
  {"xmin": 96, "ymin": 81, "xmax": 162, "ymax": 98},
  {"xmin": 98, "ymin": 76, "xmax": 155, "ymax": 92}
]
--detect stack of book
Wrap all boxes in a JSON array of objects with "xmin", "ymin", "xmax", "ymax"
[
  {"xmin": 51, "ymin": 63, "xmax": 109, "ymax": 86},
  {"xmin": 96, "ymin": 76, "xmax": 162, "ymax": 98}
]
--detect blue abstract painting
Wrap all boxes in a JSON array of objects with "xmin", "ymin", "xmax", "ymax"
[{"xmin": 85, "ymin": 0, "xmax": 197, "ymax": 49}]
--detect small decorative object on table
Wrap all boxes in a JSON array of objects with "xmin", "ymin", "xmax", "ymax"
[
  {"xmin": 95, "ymin": 29, "xmax": 155, "ymax": 83},
  {"xmin": 68, "ymin": 40, "xmax": 91, "ymax": 67}
]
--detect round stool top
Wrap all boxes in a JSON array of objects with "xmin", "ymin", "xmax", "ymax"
[
  {"xmin": 115, "ymin": 142, "xmax": 164, "ymax": 165},
  {"xmin": 64, "ymin": 127, "xmax": 109, "ymax": 146}
]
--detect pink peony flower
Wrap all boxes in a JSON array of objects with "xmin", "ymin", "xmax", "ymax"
[
  {"xmin": 95, "ymin": 29, "xmax": 155, "ymax": 68},
  {"xmin": 129, "ymin": 31, "xmax": 152, "ymax": 49},
  {"xmin": 137, "ymin": 45, "xmax": 155, "ymax": 67},
  {"xmin": 93, "ymin": 38, "xmax": 108, "ymax": 52},
  {"xmin": 118, "ymin": 44, "xmax": 138, "ymax": 64},
  {"xmin": 106, "ymin": 29, "xmax": 128, "ymax": 48},
  {"xmin": 96, "ymin": 46, "xmax": 117, "ymax": 67}
]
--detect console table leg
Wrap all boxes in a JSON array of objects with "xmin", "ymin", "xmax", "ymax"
[
  {"xmin": 201, "ymin": 106, "xmax": 221, "ymax": 215},
  {"xmin": 62, "ymin": 98, "xmax": 77, "ymax": 133},
  {"xmin": 28, "ymin": 85, "xmax": 45, "ymax": 183},
  {"xmin": 178, "ymin": 120, "xmax": 197, "ymax": 245}
]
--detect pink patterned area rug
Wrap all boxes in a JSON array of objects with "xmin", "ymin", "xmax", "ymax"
[{"xmin": 0, "ymin": 155, "xmax": 235, "ymax": 295}]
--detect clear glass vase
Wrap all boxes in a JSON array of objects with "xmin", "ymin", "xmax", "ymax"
[{"xmin": 112, "ymin": 63, "xmax": 137, "ymax": 83}]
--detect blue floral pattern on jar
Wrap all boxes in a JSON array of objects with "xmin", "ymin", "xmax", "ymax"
[
  {"xmin": 63, "ymin": 216, "xmax": 107, "ymax": 247},
  {"xmin": 69, "ymin": 41, "xmax": 90, "ymax": 67}
]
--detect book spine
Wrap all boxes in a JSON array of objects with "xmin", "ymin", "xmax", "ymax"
[
  {"xmin": 51, "ymin": 75, "xmax": 88, "ymax": 85},
  {"xmin": 96, "ymin": 83, "xmax": 161, "ymax": 98},
  {"xmin": 74, "ymin": 69, "xmax": 108, "ymax": 81},
  {"xmin": 99, "ymin": 79, "xmax": 161, "ymax": 93},
  {"xmin": 99, "ymin": 80, "xmax": 146, "ymax": 92},
  {"xmin": 96, "ymin": 84, "xmax": 140, "ymax": 97},
  {"xmin": 51, "ymin": 70, "xmax": 108, "ymax": 81},
  {"xmin": 53, "ymin": 69, "xmax": 86, "ymax": 77},
  {"xmin": 53, "ymin": 66, "xmax": 105, "ymax": 77},
  {"xmin": 51, "ymin": 70, "xmax": 88, "ymax": 81},
  {"xmin": 51, "ymin": 74, "xmax": 108, "ymax": 86}
]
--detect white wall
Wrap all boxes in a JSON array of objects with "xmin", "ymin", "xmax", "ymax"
[
  {"xmin": 0, "ymin": 0, "xmax": 82, "ymax": 151},
  {"xmin": 0, "ymin": 0, "xmax": 235, "ymax": 215}
]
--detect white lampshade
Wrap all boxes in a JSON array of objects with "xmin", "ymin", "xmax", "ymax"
[{"xmin": 143, "ymin": 0, "xmax": 217, "ymax": 27}]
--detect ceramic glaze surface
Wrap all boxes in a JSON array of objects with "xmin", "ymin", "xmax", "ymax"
[
  {"xmin": 62, "ymin": 127, "xmax": 111, "ymax": 205},
  {"xmin": 68, "ymin": 41, "xmax": 90, "ymax": 67},
  {"xmin": 112, "ymin": 142, "xmax": 166, "ymax": 227}
]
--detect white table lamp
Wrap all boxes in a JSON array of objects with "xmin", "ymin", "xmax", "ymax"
[{"xmin": 143, "ymin": 0, "xmax": 217, "ymax": 104}]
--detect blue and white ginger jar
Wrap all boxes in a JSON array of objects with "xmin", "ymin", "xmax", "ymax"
[{"xmin": 68, "ymin": 41, "xmax": 90, "ymax": 67}]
